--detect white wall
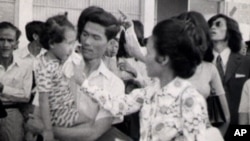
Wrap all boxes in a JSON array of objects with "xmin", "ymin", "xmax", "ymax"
[
  {"xmin": 141, "ymin": 0, "xmax": 155, "ymax": 37},
  {"xmin": 15, "ymin": 0, "xmax": 156, "ymax": 46},
  {"xmin": 17, "ymin": 0, "xmax": 33, "ymax": 48}
]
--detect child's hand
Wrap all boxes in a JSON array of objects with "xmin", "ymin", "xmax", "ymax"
[{"xmin": 72, "ymin": 64, "xmax": 86, "ymax": 86}]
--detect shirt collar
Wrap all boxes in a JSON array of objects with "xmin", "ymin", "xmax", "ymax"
[
  {"xmin": 96, "ymin": 61, "xmax": 112, "ymax": 79},
  {"xmin": 0, "ymin": 55, "xmax": 22, "ymax": 70},
  {"xmin": 159, "ymin": 77, "xmax": 192, "ymax": 98},
  {"xmin": 213, "ymin": 47, "xmax": 231, "ymax": 66},
  {"xmin": 88, "ymin": 60, "xmax": 111, "ymax": 80},
  {"xmin": 20, "ymin": 45, "xmax": 46, "ymax": 59}
]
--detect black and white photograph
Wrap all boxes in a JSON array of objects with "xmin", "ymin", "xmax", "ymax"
[{"xmin": 0, "ymin": 0, "xmax": 250, "ymax": 141}]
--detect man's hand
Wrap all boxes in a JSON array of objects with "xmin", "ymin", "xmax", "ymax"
[
  {"xmin": 25, "ymin": 114, "xmax": 44, "ymax": 134},
  {"xmin": 72, "ymin": 65, "xmax": 86, "ymax": 86}
]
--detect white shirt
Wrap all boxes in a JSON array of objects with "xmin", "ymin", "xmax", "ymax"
[
  {"xmin": 14, "ymin": 45, "xmax": 46, "ymax": 69},
  {"xmin": 213, "ymin": 47, "xmax": 231, "ymax": 73},
  {"xmin": 14, "ymin": 46, "xmax": 46, "ymax": 106},
  {"xmin": 77, "ymin": 60, "xmax": 125, "ymax": 124},
  {"xmin": 0, "ymin": 55, "xmax": 33, "ymax": 104}
]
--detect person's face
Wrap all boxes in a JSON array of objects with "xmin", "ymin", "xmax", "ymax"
[
  {"xmin": 51, "ymin": 28, "xmax": 76, "ymax": 62},
  {"xmin": 105, "ymin": 31, "xmax": 120, "ymax": 57},
  {"xmin": 80, "ymin": 21, "xmax": 108, "ymax": 60},
  {"xmin": 145, "ymin": 36, "xmax": 163, "ymax": 78},
  {"xmin": 210, "ymin": 17, "xmax": 227, "ymax": 41},
  {"xmin": 0, "ymin": 28, "xmax": 18, "ymax": 58}
]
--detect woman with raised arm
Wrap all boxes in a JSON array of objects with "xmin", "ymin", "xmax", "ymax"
[{"xmin": 80, "ymin": 18, "xmax": 212, "ymax": 141}]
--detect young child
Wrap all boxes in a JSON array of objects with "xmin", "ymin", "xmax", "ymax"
[{"xmin": 35, "ymin": 14, "xmax": 92, "ymax": 141}]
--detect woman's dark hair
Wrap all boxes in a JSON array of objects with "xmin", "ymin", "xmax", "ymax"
[
  {"xmin": 133, "ymin": 20, "xmax": 144, "ymax": 46},
  {"xmin": 40, "ymin": 13, "xmax": 74, "ymax": 50},
  {"xmin": 208, "ymin": 14, "xmax": 242, "ymax": 53},
  {"xmin": 153, "ymin": 18, "xmax": 202, "ymax": 78},
  {"xmin": 176, "ymin": 11, "xmax": 214, "ymax": 62}
]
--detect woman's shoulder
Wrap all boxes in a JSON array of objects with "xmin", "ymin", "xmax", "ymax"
[
  {"xmin": 199, "ymin": 62, "xmax": 216, "ymax": 70},
  {"xmin": 180, "ymin": 79, "xmax": 206, "ymax": 104}
]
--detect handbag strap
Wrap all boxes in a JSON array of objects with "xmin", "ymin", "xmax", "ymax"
[{"xmin": 209, "ymin": 81, "xmax": 216, "ymax": 96}]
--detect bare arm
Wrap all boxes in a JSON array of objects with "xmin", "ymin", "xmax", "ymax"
[
  {"xmin": 218, "ymin": 94, "xmax": 230, "ymax": 135},
  {"xmin": 53, "ymin": 117, "xmax": 113, "ymax": 141},
  {"xmin": 239, "ymin": 80, "xmax": 250, "ymax": 125},
  {"xmin": 39, "ymin": 92, "xmax": 55, "ymax": 141},
  {"xmin": 239, "ymin": 113, "xmax": 248, "ymax": 125},
  {"xmin": 211, "ymin": 65, "xmax": 230, "ymax": 135}
]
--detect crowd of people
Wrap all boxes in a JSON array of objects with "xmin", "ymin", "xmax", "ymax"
[{"xmin": 0, "ymin": 5, "xmax": 250, "ymax": 141}]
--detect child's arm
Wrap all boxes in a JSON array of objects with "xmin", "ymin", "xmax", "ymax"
[{"xmin": 39, "ymin": 92, "xmax": 55, "ymax": 141}]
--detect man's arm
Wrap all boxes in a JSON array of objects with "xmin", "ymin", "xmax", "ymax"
[{"xmin": 53, "ymin": 117, "xmax": 113, "ymax": 141}]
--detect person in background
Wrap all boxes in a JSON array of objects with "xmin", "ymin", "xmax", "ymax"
[
  {"xmin": 80, "ymin": 18, "xmax": 212, "ymax": 141},
  {"xmin": 208, "ymin": 14, "xmax": 250, "ymax": 139},
  {"xmin": 0, "ymin": 22, "xmax": 33, "ymax": 141},
  {"xmin": 14, "ymin": 21, "xmax": 46, "ymax": 66},
  {"xmin": 102, "ymin": 27, "xmax": 121, "ymax": 75},
  {"xmin": 176, "ymin": 11, "xmax": 230, "ymax": 136},
  {"xmin": 117, "ymin": 20, "xmax": 153, "ymax": 90},
  {"xmin": 15, "ymin": 20, "xmax": 46, "ymax": 115},
  {"xmin": 13, "ymin": 20, "xmax": 46, "ymax": 141}
]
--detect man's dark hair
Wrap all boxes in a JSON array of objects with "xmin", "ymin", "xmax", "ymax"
[
  {"xmin": 25, "ymin": 21, "xmax": 45, "ymax": 42},
  {"xmin": 77, "ymin": 8, "xmax": 120, "ymax": 41},
  {"xmin": 208, "ymin": 14, "xmax": 242, "ymax": 53},
  {"xmin": 0, "ymin": 22, "xmax": 21, "ymax": 40},
  {"xmin": 77, "ymin": 6, "xmax": 105, "ymax": 41}
]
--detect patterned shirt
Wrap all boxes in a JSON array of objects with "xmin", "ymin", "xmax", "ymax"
[
  {"xmin": 81, "ymin": 77, "xmax": 210, "ymax": 141},
  {"xmin": 14, "ymin": 45, "xmax": 46, "ymax": 69},
  {"xmin": 35, "ymin": 54, "xmax": 79, "ymax": 127}
]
